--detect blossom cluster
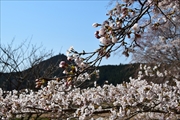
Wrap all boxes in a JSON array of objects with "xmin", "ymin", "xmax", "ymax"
[
  {"xmin": 92, "ymin": 0, "xmax": 179, "ymax": 59},
  {"xmin": 34, "ymin": 46, "xmax": 100, "ymax": 88},
  {"xmin": 0, "ymin": 64, "xmax": 180, "ymax": 119},
  {"xmin": 92, "ymin": 2, "xmax": 140, "ymax": 47}
]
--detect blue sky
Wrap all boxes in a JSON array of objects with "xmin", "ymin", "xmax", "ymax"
[{"xmin": 1, "ymin": 1, "xmax": 131, "ymax": 65}]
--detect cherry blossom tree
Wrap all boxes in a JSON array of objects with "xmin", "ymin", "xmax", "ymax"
[
  {"xmin": 131, "ymin": 0, "xmax": 180, "ymax": 84},
  {"xmin": 0, "ymin": 0, "xmax": 180, "ymax": 119},
  {"xmin": 131, "ymin": 4, "xmax": 180, "ymax": 64}
]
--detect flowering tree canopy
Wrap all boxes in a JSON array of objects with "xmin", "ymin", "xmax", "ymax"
[
  {"xmin": 132, "ymin": 0, "xmax": 180, "ymax": 64},
  {"xmin": 0, "ymin": 0, "xmax": 180, "ymax": 119}
]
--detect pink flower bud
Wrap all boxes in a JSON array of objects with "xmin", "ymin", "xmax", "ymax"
[
  {"xmin": 100, "ymin": 37, "xmax": 111, "ymax": 46},
  {"xmin": 59, "ymin": 61, "xmax": 68, "ymax": 68},
  {"xmin": 132, "ymin": 23, "xmax": 140, "ymax": 32},
  {"xmin": 103, "ymin": 20, "xmax": 109, "ymax": 26},
  {"xmin": 92, "ymin": 23, "xmax": 100, "ymax": 28},
  {"xmin": 67, "ymin": 56, "xmax": 72, "ymax": 61},
  {"xmin": 95, "ymin": 34, "xmax": 101, "ymax": 39},
  {"xmin": 112, "ymin": 37, "xmax": 118, "ymax": 43},
  {"xmin": 99, "ymin": 28, "xmax": 105, "ymax": 36},
  {"xmin": 94, "ymin": 31, "xmax": 99, "ymax": 35}
]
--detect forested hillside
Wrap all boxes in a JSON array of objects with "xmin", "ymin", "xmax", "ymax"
[
  {"xmin": 0, "ymin": 54, "xmax": 140, "ymax": 90},
  {"xmin": 97, "ymin": 64, "xmax": 139, "ymax": 85},
  {"xmin": 0, "ymin": 54, "xmax": 67, "ymax": 91}
]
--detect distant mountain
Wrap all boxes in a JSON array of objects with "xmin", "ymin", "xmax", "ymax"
[
  {"xmin": 97, "ymin": 63, "xmax": 140, "ymax": 86},
  {"xmin": 0, "ymin": 54, "xmax": 67, "ymax": 91},
  {"xmin": 0, "ymin": 54, "xmax": 140, "ymax": 91}
]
